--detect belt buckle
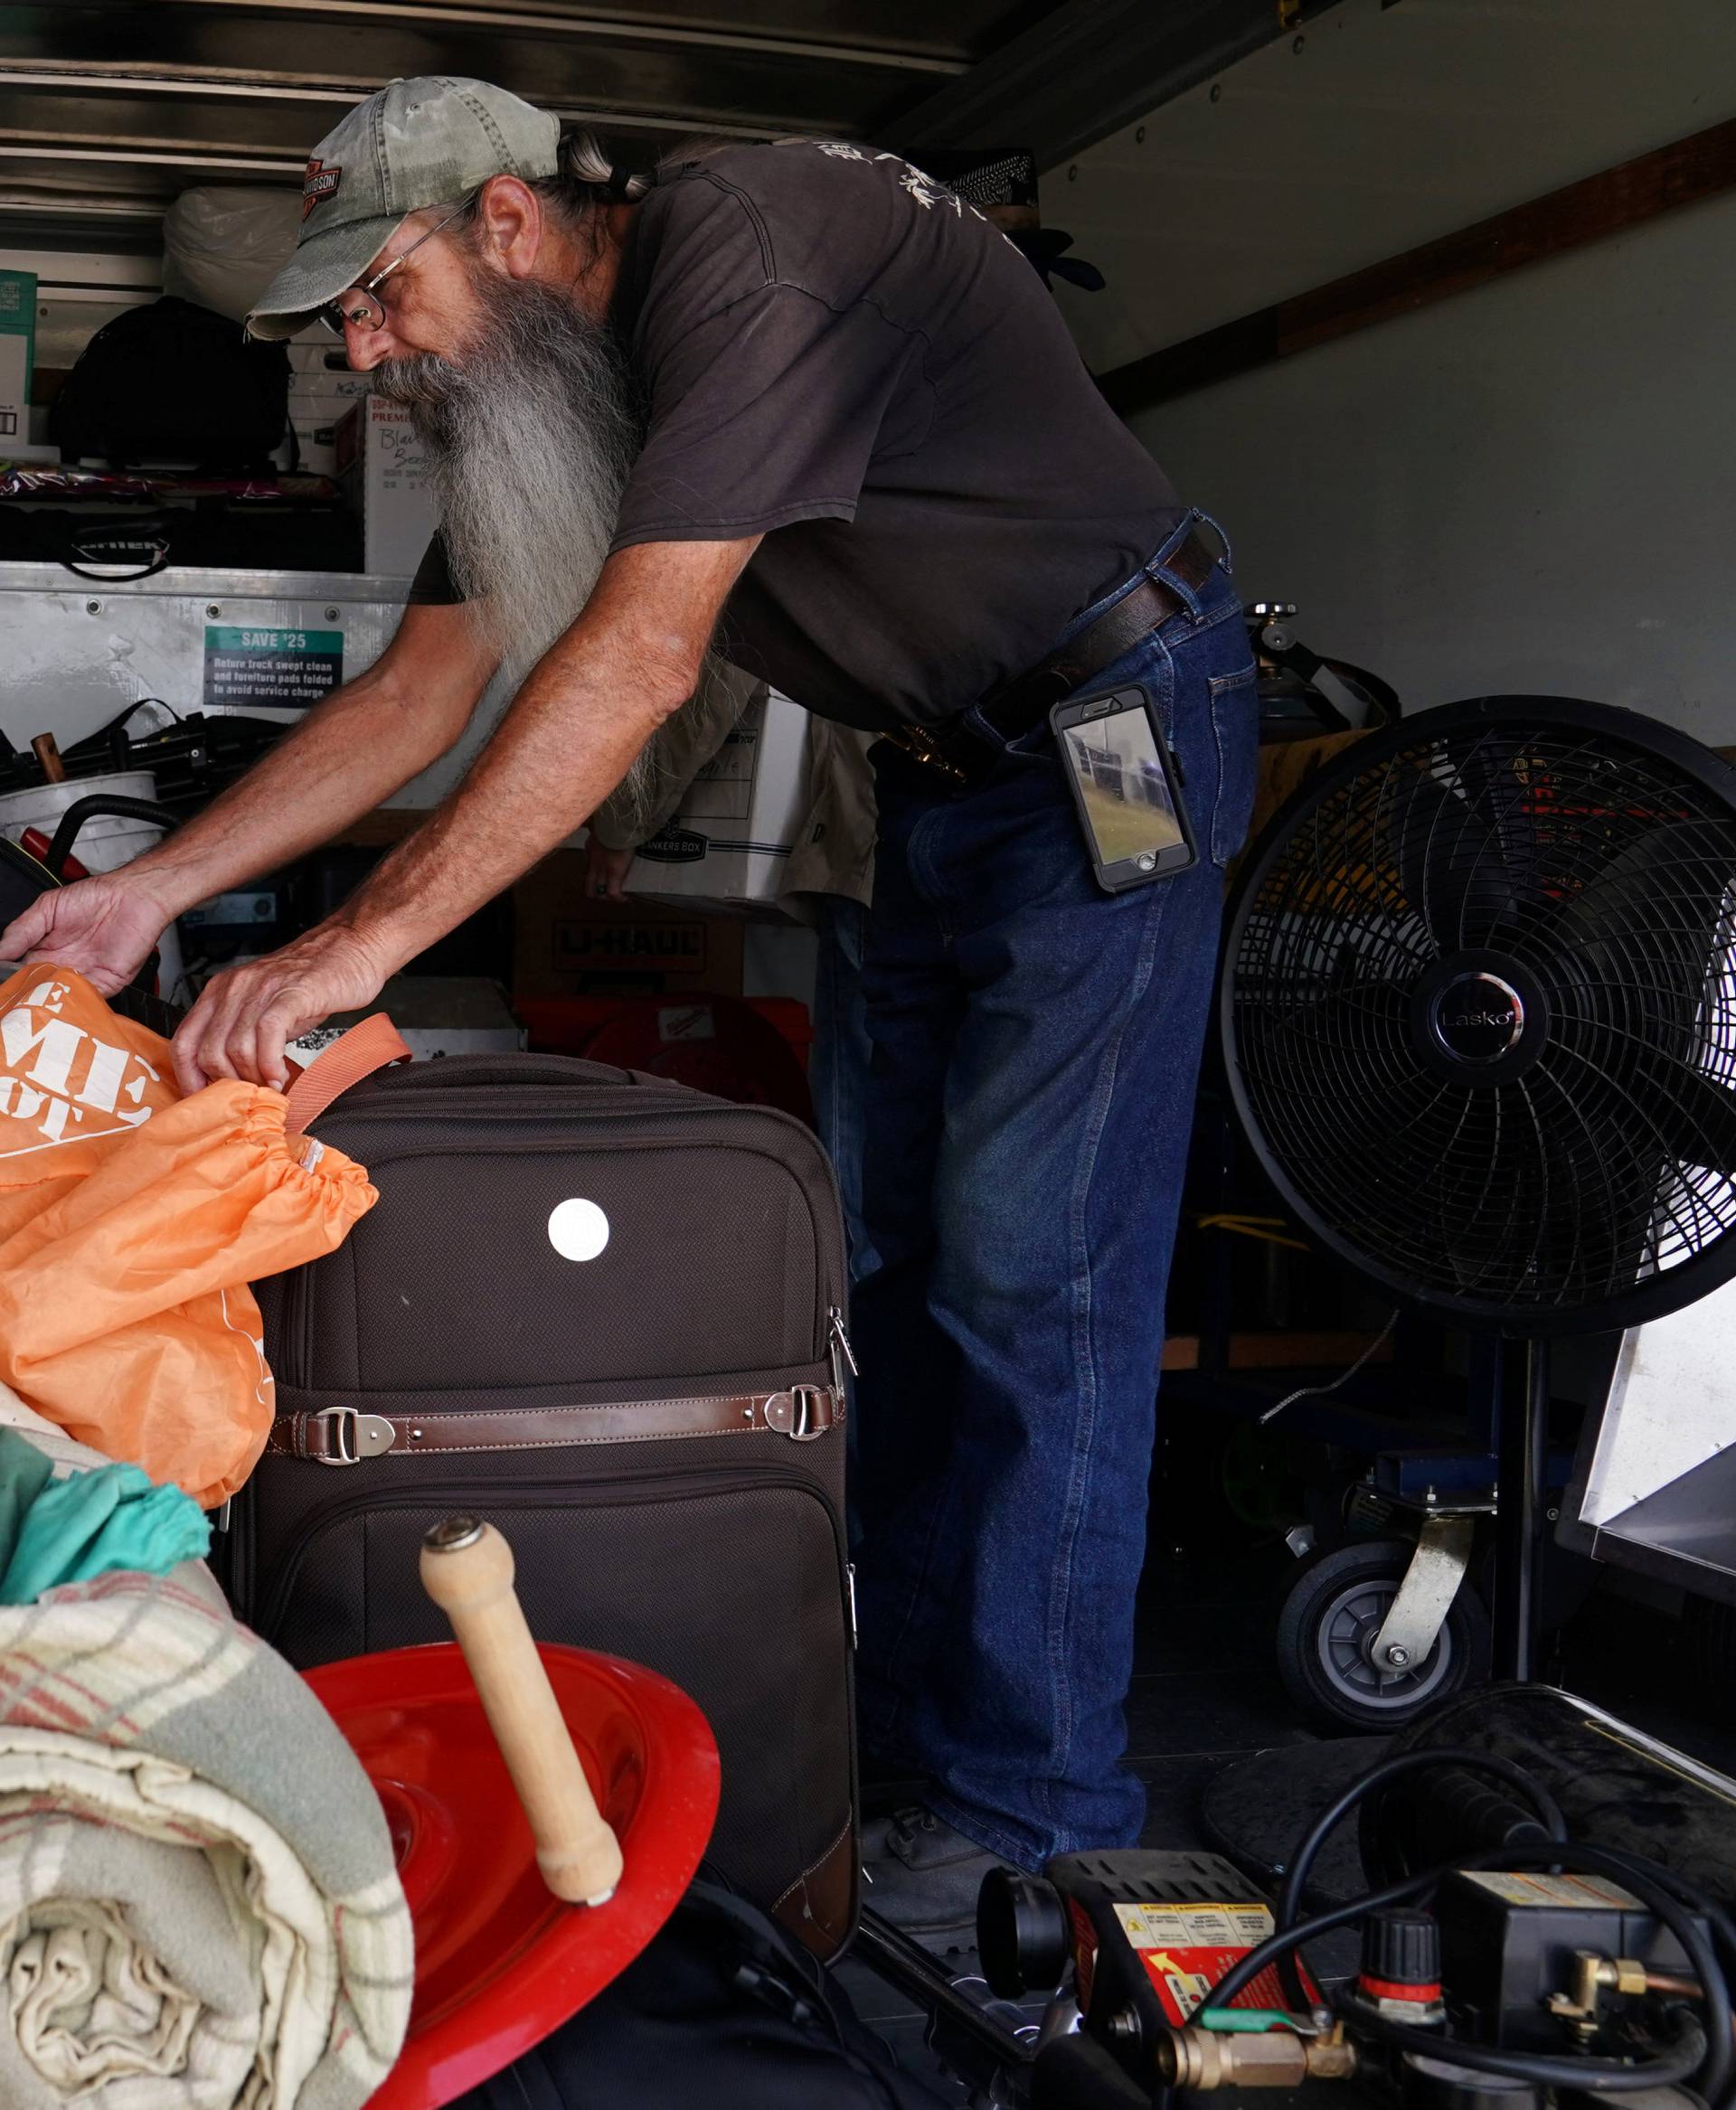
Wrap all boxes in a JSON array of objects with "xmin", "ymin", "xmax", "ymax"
[
  {"xmin": 762, "ymin": 1385, "xmax": 831, "ymax": 1441},
  {"xmin": 307, "ymin": 1406, "xmax": 395, "ymax": 1465},
  {"xmin": 892, "ymin": 726, "xmax": 969, "ymax": 784}
]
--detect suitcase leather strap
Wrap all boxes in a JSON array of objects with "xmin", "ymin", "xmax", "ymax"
[{"xmin": 267, "ymin": 1385, "xmax": 844, "ymax": 1465}]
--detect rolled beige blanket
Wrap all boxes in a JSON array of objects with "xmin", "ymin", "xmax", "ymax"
[{"xmin": 0, "ymin": 1396, "xmax": 411, "ymax": 2106}]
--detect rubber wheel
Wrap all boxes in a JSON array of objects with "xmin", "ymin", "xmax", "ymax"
[{"xmin": 1275, "ymin": 1538, "xmax": 1491, "ymax": 1732}]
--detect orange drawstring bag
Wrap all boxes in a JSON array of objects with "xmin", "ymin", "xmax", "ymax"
[{"xmin": 0, "ymin": 966, "xmax": 404, "ymax": 1508}]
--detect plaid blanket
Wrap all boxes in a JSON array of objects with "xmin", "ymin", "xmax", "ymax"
[{"xmin": 0, "ymin": 1392, "xmax": 412, "ymax": 2107}]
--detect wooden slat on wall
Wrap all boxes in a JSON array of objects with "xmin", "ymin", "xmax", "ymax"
[
  {"xmin": 1159, "ymin": 1331, "xmax": 1393, "ymax": 1373},
  {"xmin": 1099, "ymin": 116, "xmax": 1736, "ymax": 418}
]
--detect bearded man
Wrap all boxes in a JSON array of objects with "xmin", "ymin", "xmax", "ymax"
[{"xmin": 0, "ymin": 78, "xmax": 1259, "ymax": 1947}]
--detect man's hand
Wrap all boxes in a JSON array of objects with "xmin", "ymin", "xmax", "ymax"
[
  {"xmin": 171, "ymin": 924, "xmax": 392, "ymax": 1097},
  {"xmin": 582, "ymin": 832, "xmax": 637, "ymax": 903},
  {"xmin": 0, "ymin": 871, "xmax": 171, "ymax": 995}
]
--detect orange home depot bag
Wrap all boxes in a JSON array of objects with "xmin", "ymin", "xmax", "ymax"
[{"xmin": 0, "ymin": 968, "xmax": 403, "ymax": 1508}]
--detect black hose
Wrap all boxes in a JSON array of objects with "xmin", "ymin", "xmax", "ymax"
[
  {"xmin": 1205, "ymin": 1863, "xmax": 1449, "ymax": 2015},
  {"xmin": 1274, "ymin": 1747, "xmax": 1568, "ymax": 2009},
  {"xmin": 1338, "ymin": 1994, "xmax": 1707, "ymax": 2091},
  {"xmin": 43, "ymin": 796, "xmax": 178, "ymax": 880},
  {"xmin": 1203, "ymin": 1838, "xmax": 1731, "ymax": 2101},
  {"xmin": 1278, "ymin": 1747, "xmax": 1568, "ymax": 1931},
  {"xmin": 1591, "ymin": 1848, "xmax": 1736, "ymax": 2110}
]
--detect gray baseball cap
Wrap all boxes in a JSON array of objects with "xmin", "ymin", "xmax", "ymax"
[{"xmin": 247, "ymin": 76, "xmax": 560, "ymax": 340}]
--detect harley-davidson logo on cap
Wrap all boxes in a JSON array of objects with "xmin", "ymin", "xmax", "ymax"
[{"xmin": 302, "ymin": 156, "xmax": 342, "ymax": 220}]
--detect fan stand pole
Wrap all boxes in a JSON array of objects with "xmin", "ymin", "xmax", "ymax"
[{"xmin": 1493, "ymin": 1337, "xmax": 1551, "ymax": 1681}]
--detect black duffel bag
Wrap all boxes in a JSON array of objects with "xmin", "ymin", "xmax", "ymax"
[
  {"xmin": 454, "ymin": 1878, "xmax": 948, "ymax": 2110},
  {"xmin": 50, "ymin": 297, "xmax": 290, "ymax": 471}
]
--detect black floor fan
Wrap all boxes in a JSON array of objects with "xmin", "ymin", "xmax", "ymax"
[{"xmin": 1222, "ymin": 693, "xmax": 1736, "ymax": 1690}]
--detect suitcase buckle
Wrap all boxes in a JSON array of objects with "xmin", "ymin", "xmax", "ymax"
[
  {"xmin": 762, "ymin": 1386, "xmax": 831, "ymax": 1442},
  {"xmin": 307, "ymin": 1407, "xmax": 397, "ymax": 1465}
]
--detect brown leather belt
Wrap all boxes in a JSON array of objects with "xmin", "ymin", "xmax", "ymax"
[
  {"xmin": 268, "ymin": 1385, "xmax": 844, "ymax": 1465},
  {"xmin": 883, "ymin": 523, "xmax": 1224, "ymax": 785}
]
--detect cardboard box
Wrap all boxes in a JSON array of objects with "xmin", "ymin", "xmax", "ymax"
[
  {"xmin": 335, "ymin": 394, "xmax": 439, "ymax": 576},
  {"xmin": 628, "ymin": 688, "xmax": 812, "ymax": 912},
  {"xmin": 316, "ymin": 976, "xmax": 525, "ymax": 1061},
  {"xmin": 290, "ymin": 367, "xmax": 371, "ymax": 476},
  {"xmin": 0, "ymin": 269, "xmax": 36, "ymax": 449},
  {"xmin": 514, "ymin": 852, "xmax": 744, "ymax": 998}
]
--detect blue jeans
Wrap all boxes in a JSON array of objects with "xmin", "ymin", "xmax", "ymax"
[
  {"xmin": 810, "ymin": 895, "xmax": 878, "ymax": 1284},
  {"xmin": 851, "ymin": 514, "xmax": 1259, "ymax": 1867}
]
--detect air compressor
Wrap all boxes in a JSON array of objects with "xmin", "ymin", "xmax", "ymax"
[{"xmin": 976, "ymin": 1688, "xmax": 1736, "ymax": 2110}]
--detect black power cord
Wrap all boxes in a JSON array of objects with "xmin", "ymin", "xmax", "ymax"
[{"xmin": 1202, "ymin": 1837, "xmax": 1731, "ymax": 2101}]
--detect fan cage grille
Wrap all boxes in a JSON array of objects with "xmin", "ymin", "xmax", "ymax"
[{"xmin": 1229, "ymin": 717, "xmax": 1736, "ymax": 1321}]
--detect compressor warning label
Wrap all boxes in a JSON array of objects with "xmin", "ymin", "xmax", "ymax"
[
  {"xmin": 1112, "ymin": 1900, "xmax": 1316, "ymax": 2024},
  {"xmin": 1463, "ymin": 1871, "xmax": 1639, "ymax": 1909}
]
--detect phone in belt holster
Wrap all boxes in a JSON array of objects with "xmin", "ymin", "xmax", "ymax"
[{"xmin": 1051, "ymin": 683, "xmax": 1198, "ymax": 894}]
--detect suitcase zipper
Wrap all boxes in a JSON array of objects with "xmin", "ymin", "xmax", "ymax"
[
  {"xmin": 256, "ymin": 1463, "xmax": 849, "ymax": 1648},
  {"xmin": 827, "ymin": 1306, "xmax": 858, "ymax": 1394}
]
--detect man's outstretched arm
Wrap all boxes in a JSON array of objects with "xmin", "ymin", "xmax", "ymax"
[
  {"xmin": 172, "ymin": 533, "xmax": 760, "ymax": 1092},
  {"xmin": 0, "ymin": 599, "xmax": 497, "ymax": 993}
]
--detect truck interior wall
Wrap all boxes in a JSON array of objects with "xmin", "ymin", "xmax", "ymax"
[
  {"xmin": 1129, "ymin": 192, "xmax": 1736, "ymax": 743},
  {"xmin": 1051, "ymin": 0, "xmax": 1736, "ymax": 743}
]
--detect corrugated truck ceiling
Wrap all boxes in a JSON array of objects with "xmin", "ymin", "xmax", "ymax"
[{"xmin": 0, "ymin": 0, "xmax": 1340, "ymax": 247}]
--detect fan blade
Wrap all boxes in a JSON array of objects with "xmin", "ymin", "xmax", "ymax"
[
  {"xmin": 1654, "ymin": 1066, "xmax": 1736, "ymax": 1177},
  {"xmin": 1233, "ymin": 974, "xmax": 1413, "ymax": 1084},
  {"xmin": 1237, "ymin": 977, "xmax": 1460, "ymax": 1254},
  {"xmin": 1384, "ymin": 767, "xmax": 1500, "ymax": 950},
  {"xmin": 1554, "ymin": 819, "xmax": 1736, "ymax": 952},
  {"xmin": 1543, "ymin": 1018, "xmax": 1736, "ymax": 1180}
]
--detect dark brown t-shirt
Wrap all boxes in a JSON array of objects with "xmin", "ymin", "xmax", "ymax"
[{"xmin": 409, "ymin": 141, "xmax": 1184, "ymax": 730}]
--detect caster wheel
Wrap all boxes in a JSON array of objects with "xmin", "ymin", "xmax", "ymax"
[{"xmin": 1275, "ymin": 1538, "xmax": 1490, "ymax": 1732}]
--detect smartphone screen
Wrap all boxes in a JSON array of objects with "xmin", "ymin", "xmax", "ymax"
[{"xmin": 1059, "ymin": 701, "xmax": 1185, "ymax": 869}]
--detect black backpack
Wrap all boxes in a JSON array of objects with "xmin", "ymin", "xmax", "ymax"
[
  {"xmin": 452, "ymin": 1878, "xmax": 948, "ymax": 2110},
  {"xmin": 50, "ymin": 297, "xmax": 290, "ymax": 472}
]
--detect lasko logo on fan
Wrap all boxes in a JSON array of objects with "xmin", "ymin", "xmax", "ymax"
[
  {"xmin": 1431, "ymin": 972, "xmax": 1524, "ymax": 1064},
  {"xmin": 0, "ymin": 978, "xmax": 161, "ymax": 1148},
  {"xmin": 302, "ymin": 157, "xmax": 342, "ymax": 220}
]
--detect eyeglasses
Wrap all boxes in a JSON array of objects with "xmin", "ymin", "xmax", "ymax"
[{"xmin": 319, "ymin": 198, "xmax": 473, "ymax": 335}]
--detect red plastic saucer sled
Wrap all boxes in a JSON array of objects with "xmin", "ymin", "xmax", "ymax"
[{"xmin": 305, "ymin": 1640, "xmax": 721, "ymax": 2108}]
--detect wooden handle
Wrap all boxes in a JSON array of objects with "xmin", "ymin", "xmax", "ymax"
[
  {"xmin": 420, "ymin": 1518, "xmax": 624, "ymax": 1906},
  {"xmin": 31, "ymin": 735, "xmax": 65, "ymax": 785}
]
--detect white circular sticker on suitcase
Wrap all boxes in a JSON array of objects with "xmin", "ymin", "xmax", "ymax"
[{"xmin": 548, "ymin": 1198, "xmax": 610, "ymax": 1262}]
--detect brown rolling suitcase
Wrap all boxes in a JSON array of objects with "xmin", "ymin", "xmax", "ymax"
[{"xmin": 228, "ymin": 1051, "xmax": 859, "ymax": 1957}]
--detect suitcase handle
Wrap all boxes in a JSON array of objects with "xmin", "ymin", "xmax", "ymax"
[
  {"xmin": 420, "ymin": 1516, "xmax": 625, "ymax": 1907},
  {"xmin": 284, "ymin": 1013, "xmax": 413, "ymax": 1133}
]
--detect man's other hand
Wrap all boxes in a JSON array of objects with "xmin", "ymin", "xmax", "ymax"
[
  {"xmin": 172, "ymin": 925, "xmax": 390, "ymax": 1096},
  {"xmin": 0, "ymin": 872, "xmax": 170, "ymax": 995},
  {"xmin": 582, "ymin": 831, "xmax": 637, "ymax": 903}
]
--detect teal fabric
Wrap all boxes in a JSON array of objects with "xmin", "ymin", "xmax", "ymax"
[
  {"xmin": 0, "ymin": 1431, "xmax": 210, "ymax": 1606},
  {"xmin": 0, "ymin": 1436, "xmax": 53, "ymax": 1576}
]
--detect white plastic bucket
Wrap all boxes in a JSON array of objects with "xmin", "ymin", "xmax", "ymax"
[{"xmin": 0, "ymin": 770, "xmax": 186, "ymax": 1001}]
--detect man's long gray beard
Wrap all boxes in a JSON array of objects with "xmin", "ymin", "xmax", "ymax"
[
  {"xmin": 374, "ymin": 277, "xmax": 637, "ymax": 688},
  {"xmin": 374, "ymin": 276, "xmax": 686, "ymax": 830}
]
